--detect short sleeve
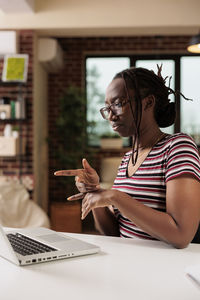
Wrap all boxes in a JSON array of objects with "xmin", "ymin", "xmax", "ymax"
[{"xmin": 165, "ymin": 134, "xmax": 200, "ymax": 182}]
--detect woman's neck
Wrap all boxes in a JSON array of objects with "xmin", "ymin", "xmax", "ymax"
[{"xmin": 134, "ymin": 126, "xmax": 163, "ymax": 151}]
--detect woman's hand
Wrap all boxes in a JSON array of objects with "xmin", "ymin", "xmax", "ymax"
[
  {"xmin": 54, "ymin": 158, "xmax": 100, "ymax": 199},
  {"xmin": 81, "ymin": 189, "xmax": 111, "ymax": 219},
  {"xmin": 68, "ymin": 188, "xmax": 116, "ymax": 219}
]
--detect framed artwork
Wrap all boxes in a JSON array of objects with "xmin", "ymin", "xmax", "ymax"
[{"xmin": 2, "ymin": 54, "xmax": 29, "ymax": 82}]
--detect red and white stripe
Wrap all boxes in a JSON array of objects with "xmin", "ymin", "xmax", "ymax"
[{"xmin": 112, "ymin": 133, "xmax": 200, "ymax": 240}]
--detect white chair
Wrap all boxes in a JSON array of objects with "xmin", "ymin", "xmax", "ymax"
[{"xmin": 0, "ymin": 179, "xmax": 50, "ymax": 228}]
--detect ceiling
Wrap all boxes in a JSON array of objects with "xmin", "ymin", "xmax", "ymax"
[
  {"xmin": 0, "ymin": 0, "xmax": 35, "ymax": 13},
  {"xmin": 0, "ymin": 0, "xmax": 199, "ymax": 37}
]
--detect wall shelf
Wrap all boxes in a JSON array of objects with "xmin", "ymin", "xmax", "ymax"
[
  {"xmin": 0, "ymin": 81, "xmax": 27, "ymax": 182},
  {"xmin": 0, "ymin": 81, "xmax": 26, "ymax": 86}
]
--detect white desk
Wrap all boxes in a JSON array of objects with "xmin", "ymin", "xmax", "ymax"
[{"xmin": 0, "ymin": 232, "xmax": 200, "ymax": 300}]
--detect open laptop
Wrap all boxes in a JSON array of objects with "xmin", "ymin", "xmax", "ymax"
[{"xmin": 0, "ymin": 224, "xmax": 100, "ymax": 266}]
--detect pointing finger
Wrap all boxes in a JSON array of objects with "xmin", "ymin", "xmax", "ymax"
[{"xmin": 54, "ymin": 169, "xmax": 82, "ymax": 176}]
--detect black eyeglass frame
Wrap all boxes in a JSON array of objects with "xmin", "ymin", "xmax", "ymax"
[{"xmin": 99, "ymin": 98, "xmax": 131, "ymax": 120}]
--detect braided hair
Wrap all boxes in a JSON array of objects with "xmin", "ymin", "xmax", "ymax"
[{"xmin": 113, "ymin": 65, "xmax": 191, "ymax": 165}]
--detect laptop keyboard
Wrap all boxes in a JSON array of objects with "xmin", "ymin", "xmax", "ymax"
[{"xmin": 7, "ymin": 233, "xmax": 57, "ymax": 256}]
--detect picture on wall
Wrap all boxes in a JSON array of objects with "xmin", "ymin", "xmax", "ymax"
[{"xmin": 2, "ymin": 54, "xmax": 29, "ymax": 82}]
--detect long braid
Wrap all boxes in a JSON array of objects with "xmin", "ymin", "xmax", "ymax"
[{"xmin": 122, "ymin": 70, "xmax": 142, "ymax": 165}]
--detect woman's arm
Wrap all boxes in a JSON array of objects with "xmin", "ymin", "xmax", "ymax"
[
  {"xmin": 92, "ymin": 207, "xmax": 120, "ymax": 236},
  {"xmin": 55, "ymin": 158, "xmax": 200, "ymax": 248},
  {"xmin": 82, "ymin": 174, "xmax": 200, "ymax": 248}
]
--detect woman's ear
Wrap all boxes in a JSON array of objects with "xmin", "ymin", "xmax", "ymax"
[{"xmin": 143, "ymin": 95, "xmax": 155, "ymax": 111}]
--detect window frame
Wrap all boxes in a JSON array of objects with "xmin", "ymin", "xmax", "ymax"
[{"xmin": 85, "ymin": 53, "xmax": 200, "ymax": 147}]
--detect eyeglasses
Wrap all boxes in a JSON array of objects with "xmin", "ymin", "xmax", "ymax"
[{"xmin": 100, "ymin": 98, "xmax": 130, "ymax": 120}]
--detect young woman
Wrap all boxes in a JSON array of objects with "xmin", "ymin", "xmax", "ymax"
[{"xmin": 55, "ymin": 66, "xmax": 200, "ymax": 248}]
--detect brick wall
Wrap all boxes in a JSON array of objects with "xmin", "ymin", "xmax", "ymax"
[
  {"xmin": 0, "ymin": 33, "xmax": 192, "ymax": 211},
  {"xmin": 0, "ymin": 30, "xmax": 34, "ymax": 197},
  {"xmin": 48, "ymin": 35, "xmax": 190, "ymax": 205}
]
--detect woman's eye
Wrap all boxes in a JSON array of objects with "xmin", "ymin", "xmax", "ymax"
[{"xmin": 114, "ymin": 102, "xmax": 122, "ymax": 108}]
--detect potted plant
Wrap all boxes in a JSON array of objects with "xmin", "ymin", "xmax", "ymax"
[
  {"xmin": 50, "ymin": 85, "xmax": 92, "ymax": 233},
  {"xmin": 100, "ymin": 132, "xmax": 123, "ymax": 149}
]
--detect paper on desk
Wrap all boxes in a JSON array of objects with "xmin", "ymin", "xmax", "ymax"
[{"xmin": 185, "ymin": 264, "xmax": 200, "ymax": 287}]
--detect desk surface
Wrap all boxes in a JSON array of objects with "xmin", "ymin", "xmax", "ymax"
[{"xmin": 0, "ymin": 232, "xmax": 200, "ymax": 300}]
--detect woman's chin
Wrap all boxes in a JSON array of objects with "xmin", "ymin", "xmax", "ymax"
[
  {"xmin": 115, "ymin": 130, "xmax": 129, "ymax": 138},
  {"xmin": 112, "ymin": 125, "xmax": 134, "ymax": 137},
  {"xmin": 117, "ymin": 129, "xmax": 135, "ymax": 138}
]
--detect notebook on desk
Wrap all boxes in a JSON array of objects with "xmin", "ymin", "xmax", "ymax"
[{"xmin": 0, "ymin": 225, "xmax": 100, "ymax": 266}]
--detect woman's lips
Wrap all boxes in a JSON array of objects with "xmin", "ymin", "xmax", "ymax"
[{"xmin": 112, "ymin": 124, "xmax": 122, "ymax": 131}]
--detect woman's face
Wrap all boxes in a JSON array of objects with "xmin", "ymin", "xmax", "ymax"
[{"xmin": 104, "ymin": 78, "xmax": 137, "ymax": 137}]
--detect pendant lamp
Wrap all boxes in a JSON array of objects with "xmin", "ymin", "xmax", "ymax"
[{"xmin": 187, "ymin": 33, "xmax": 200, "ymax": 53}]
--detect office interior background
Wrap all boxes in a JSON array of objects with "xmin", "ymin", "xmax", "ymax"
[{"xmin": 0, "ymin": 0, "xmax": 199, "ymax": 233}]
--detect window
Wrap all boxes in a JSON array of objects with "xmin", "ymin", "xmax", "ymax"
[
  {"xmin": 86, "ymin": 57, "xmax": 130, "ymax": 146},
  {"xmin": 86, "ymin": 55, "xmax": 200, "ymax": 146},
  {"xmin": 180, "ymin": 56, "xmax": 200, "ymax": 144}
]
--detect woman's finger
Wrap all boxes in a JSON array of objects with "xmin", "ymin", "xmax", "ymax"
[
  {"xmin": 82, "ymin": 196, "xmax": 89, "ymax": 210},
  {"xmin": 76, "ymin": 181, "xmax": 100, "ymax": 191},
  {"xmin": 82, "ymin": 158, "xmax": 95, "ymax": 174},
  {"xmin": 67, "ymin": 193, "xmax": 84, "ymax": 201},
  {"xmin": 54, "ymin": 169, "xmax": 82, "ymax": 176},
  {"xmin": 76, "ymin": 183, "xmax": 87, "ymax": 193},
  {"xmin": 83, "ymin": 183, "xmax": 100, "ymax": 189},
  {"xmin": 75, "ymin": 175, "xmax": 83, "ymax": 183},
  {"xmin": 81, "ymin": 203, "xmax": 91, "ymax": 220}
]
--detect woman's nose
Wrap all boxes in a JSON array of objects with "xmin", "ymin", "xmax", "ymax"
[{"xmin": 108, "ymin": 110, "xmax": 118, "ymax": 121}]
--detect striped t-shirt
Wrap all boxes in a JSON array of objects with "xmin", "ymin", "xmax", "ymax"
[{"xmin": 113, "ymin": 133, "xmax": 200, "ymax": 240}]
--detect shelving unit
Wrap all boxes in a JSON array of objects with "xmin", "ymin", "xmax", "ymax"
[{"xmin": 0, "ymin": 81, "xmax": 27, "ymax": 182}]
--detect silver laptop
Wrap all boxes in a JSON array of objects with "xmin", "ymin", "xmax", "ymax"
[{"xmin": 0, "ymin": 225, "xmax": 100, "ymax": 266}]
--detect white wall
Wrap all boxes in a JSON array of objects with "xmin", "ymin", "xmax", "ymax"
[{"xmin": 0, "ymin": 0, "xmax": 199, "ymax": 36}]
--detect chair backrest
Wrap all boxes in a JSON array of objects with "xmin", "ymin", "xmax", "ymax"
[
  {"xmin": 100, "ymin": 157, "xmax": 122, "ymax": 188},
  {"xmin": 0, "ymin": 180, "xmax": 50, "ymax": 228}
]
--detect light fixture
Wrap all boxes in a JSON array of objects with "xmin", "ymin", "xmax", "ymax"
[{"xmin": 187, "ymin": 33, "xmax": 200, "ymax": 53}]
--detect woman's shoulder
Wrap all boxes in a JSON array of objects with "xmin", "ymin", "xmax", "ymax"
[
  {"xmin": 163, "ymin": 132, "xmax": 199, "ymax": 158},
  {"xmin": 163, "ymin": 132, "xmax": 197, "ymax": 147}
]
